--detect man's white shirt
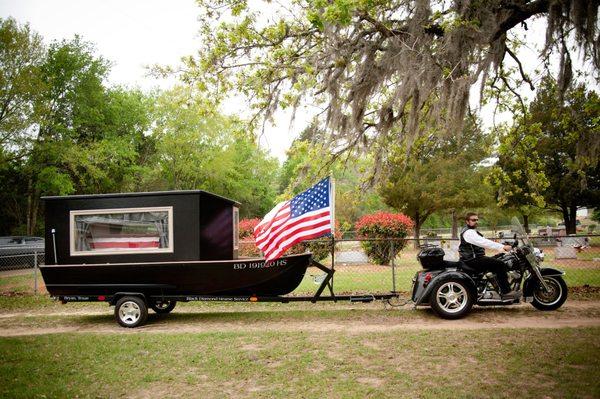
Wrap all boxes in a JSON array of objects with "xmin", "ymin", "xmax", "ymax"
[{"xmin": 463, "ymin": 229, "xmax": 505, "ymax": 251}]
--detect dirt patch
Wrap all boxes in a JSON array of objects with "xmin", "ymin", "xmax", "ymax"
[
  {"xmin": 356, "ymin": 377, "xmax": 385, "ymax": 388},
  {"xmin": 240, "ymin": 343, "xmax": 265, "ymax": 351},
  {"xmin": 570, "ymin": 285, "xmax": 600, "ymax": 297},
  {"xmin": 0, "ymin": 300, "xmax": 599, "ymax": 337}
]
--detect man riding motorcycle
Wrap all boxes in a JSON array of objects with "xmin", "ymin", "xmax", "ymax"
[{"xmin": 459, "ymin": 213, "xmax": 519, "ymax": 300}]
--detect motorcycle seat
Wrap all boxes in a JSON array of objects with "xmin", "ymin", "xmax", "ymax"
[
  {"xmin": 458, "ymin": 261, "xmax": 479, "ymax": 274},
  {"xmin": 443, "ymin": 260, "xmax": 464, "ymax": 269}
]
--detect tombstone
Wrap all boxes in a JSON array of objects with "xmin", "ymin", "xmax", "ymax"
[
  {"xmin": 554, "ymin": 235, "xmax": 581, "ymax": 259},
  {"xmin": 554, "ymin": 246, "xmax": 577, "ymax": 259}
]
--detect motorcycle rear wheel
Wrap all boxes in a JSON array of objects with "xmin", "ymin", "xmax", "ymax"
[
  {"xmin": 531, "ymin": 276, "xmax": 568, "ymax": 311},
  {"xmin": 429, "ymin": 278, "xmax": 474, "ymax": 319}
]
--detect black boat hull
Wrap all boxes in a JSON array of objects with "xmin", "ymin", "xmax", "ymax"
[{"xmin": 40, "ymin": 253, "xmax": 312, "ymax": 297}]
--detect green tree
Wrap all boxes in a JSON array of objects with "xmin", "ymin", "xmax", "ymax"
[
  {"xmin": 528, "ymin": 79, "xmax": 599, "ymax": 234},
  {"xmin": 279, "ymin": 135, "xmax": 389, "ymax": 231},
  {"xmin": 592, "ymin": 209, "xmax": 600, "ymax": 223},
  {"xmin": 0, "ymin": 18, "xmax": 45, "ymax": 165},
  {"xmin": 170, "ymin": 0, "xmax": 599, "ymax": 167},
  {"xmin": 380, "ymin": 118, "xmax": 494, "ymax": 245},
  {"xmin": 487, "ymin": 122, "xmax": 550, "ymax": 232},
  {"xmin": 22, "ymin": 36, "xmax": 108, "ymax": 232},
  {"xmin": 148, "ymin": 86, "xmax": 279, "ymax": 218},
  {"xmin": 491, "ymin": 78, "xmax": 599, "ymax": 234},
  {"xmin": 18, "ymin": 37, "xmax": 154, "ymax": 234}
]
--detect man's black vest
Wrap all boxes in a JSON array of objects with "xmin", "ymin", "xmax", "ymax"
[{"xmin": 459, "ymin": 225, "xmax": 486, "ymax": 260}]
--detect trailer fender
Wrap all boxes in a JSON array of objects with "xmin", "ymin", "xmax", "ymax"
[
  {"xmin": 414, "ymin": 271, "xmax": 476, "ymax": 306},
  {"xmin": 110, "ymin": 292, "xmax": 147, "ymax": 306}
]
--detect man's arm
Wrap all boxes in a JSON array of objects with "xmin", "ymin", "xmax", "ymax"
[{"xmin": 463, "ymin": 229, "xmax": 506, "ymax": 251}]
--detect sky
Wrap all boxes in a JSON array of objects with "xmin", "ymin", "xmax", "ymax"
[
  {"xmin": 0, "ymin": 0, "xmax": 307, "ymax": 161},
  {"xmin": 1, "ymin": 1, "xmax": 595, "ymax": 162}
]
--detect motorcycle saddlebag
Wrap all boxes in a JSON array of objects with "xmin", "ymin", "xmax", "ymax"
[{"xmin": 417, "ymin": 247, "xmax": 446, "ymax": 269}]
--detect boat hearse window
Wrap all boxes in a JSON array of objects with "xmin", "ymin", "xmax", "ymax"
[{"xmin": 69, "ymin": 206, "xmax": 174, "ymax": 256}]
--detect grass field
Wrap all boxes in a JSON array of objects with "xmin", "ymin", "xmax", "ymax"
[
  {"xmin": 0, "ymin": 328, "xmax": 598, "ymax": 398},
  {"xmin": 1, "ymin": 257, "xmax": 599, "ymax": 398}
]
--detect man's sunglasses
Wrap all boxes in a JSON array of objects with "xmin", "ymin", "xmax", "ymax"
[{"xmin": 469, "ymin": 218, "xmax": 479, "ymax": 222}]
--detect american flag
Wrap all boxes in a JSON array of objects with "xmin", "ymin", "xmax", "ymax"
[{"xmin": 254, "ymin": 177, "xmax": 332, "ymax": 262}]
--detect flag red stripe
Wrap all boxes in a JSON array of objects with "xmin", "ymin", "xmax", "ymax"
[
  {"xmin": 263, "ymin": 219, "xmax": 331, "ymax": 259},
  {"xmin": 260, "ymin": 213, "xmax": 330, "ymax": 255},
  {"xmin": 254, "ymin": 203, "xmax": 291, "ymax": 238},
  {"xmin": 254, "ymin": 177, "xmax": 332, "ymax": 261},
  {"xmin": 257, "ymin": 205, "xmax": 290, "ymax": 231},
  {"xmin": 256, "ymin": 210, "xmax": 330, "ymax": 250},
  {"xmin": 266, "ymin": 227, "xmax": 332, "ymax": 261}
]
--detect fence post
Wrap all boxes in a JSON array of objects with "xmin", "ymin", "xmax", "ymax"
[
  {"xmin": 390, "ymin": 239, "xmax": 396, "ymax": 293},
  {"xmin": 33, "ymin": 250, "xmax": 38, "ymax": 295},
  {"xmin": 330, "ymin": 235, "xmax": 335, "ymax": 290}
]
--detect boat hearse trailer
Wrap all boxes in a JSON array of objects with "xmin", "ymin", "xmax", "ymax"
[{"xmin": 56, "ymin": 259, "xmax": 400, "ymax": 328}]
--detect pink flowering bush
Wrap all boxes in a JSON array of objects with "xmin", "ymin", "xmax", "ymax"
[
  {"xmin": 355, "ymin": 212, "xmax": 414, "ymax": 265},
  {"xmin": 239, "ymin": 218, "xmax": 260, "ymax": 239},
  {"xmin": 238, "ymin": 218, "xmax": 261, "ymax": 257}
]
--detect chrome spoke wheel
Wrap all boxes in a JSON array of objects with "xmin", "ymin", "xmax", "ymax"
[
  {"xmin": 436, "ymin": 282, "xmax": 467, "ymax": 313},
  {"xmin": 533, "ymin": 277, "xmax": 562, "ymax": 306}
]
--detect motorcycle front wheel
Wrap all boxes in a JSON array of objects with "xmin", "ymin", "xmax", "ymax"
[{"xmin": 531, "ymin": 276, "xmax": 568, "ymax": 311}]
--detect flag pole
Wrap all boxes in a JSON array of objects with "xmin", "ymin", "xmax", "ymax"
[
  {"xmin": 330, "ymin": 176, "xmax": 335, "ymax": 235},
  {"xmin": 330, "ymin": 176, "xmax": 336, "ymax": 284}
]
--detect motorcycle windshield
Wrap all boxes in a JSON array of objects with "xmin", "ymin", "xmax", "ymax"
[{"xmin": 511, "ymin": 216, "xmax": 533, "ymax": 249}]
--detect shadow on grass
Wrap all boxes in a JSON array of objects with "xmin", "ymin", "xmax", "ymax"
[
  {"xmin": 67, "ymin": 304, "xmax": 550, "ymax": 330},
  {"xmin": 72, "ymin": 306, "xmax": 428, "ymax": 328}
]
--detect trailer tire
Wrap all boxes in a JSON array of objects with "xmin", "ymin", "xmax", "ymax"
[
  {"xmin": 150, "ymin": 300, "xmax": 176, "ymax": 314},
  {"xmin": 115, "ymin": 296, "xmax": 148, "ymax": 328}
]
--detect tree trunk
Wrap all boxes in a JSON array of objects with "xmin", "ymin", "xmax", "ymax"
[
  {"xmin": 563, "ymin": 204, "xmax": 577, "ymax": 235},
  {"xmin": 30, "ymin": 195, "xmax": 39, "ymax": 235},
  {"xmin": 522, "ymin": 214, "xmax": 530, "ymax": 233},
  {"xmin": 413, "ymin": 211, "xmax": 421, "ymax": 249},
  {"xmin": 451, "ymin": 209, "xmax": 458, "ymax": 239},
  {"xmin": 25, "ymin": 172, "xmax": 42, "ymax": 235},
  {"xmin": 563, "ymin": 205, "xmax": 577, "ymax": 235},
  {"xmin": 26, "ymin": 177, "xmax": 34, "ymax": 235}
]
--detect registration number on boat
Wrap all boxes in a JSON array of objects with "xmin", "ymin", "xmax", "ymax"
[{"xmin": 233, "ymin": 259, "xmax": 288, "ymax": 269}]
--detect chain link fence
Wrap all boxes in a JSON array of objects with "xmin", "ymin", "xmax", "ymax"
[
  {"xmin": 245, "ymin": 234, "xmax": 600, "ymax": 296},
  {"xmin": 1, "ymin": 235, "xmax": 598, "ymax": 297},
  {"xmin": 0, "ymin": 249, "xmax": 45, "ymax": 295}
]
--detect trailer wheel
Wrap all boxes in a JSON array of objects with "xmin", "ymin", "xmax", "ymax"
[
  {"xmin": 115, "ymin": 296, "xmax": 148, "ymax": 328},
  {"xmin": 150, "ymin": 300, "xmax": 176, "ymax": 314}
]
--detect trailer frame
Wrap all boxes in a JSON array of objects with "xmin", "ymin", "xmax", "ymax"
[{"xmin": 55, "ymin": 259, "xmax": 401, "ymax": 327}]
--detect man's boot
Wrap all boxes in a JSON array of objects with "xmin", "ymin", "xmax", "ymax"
[{"xmin": 501, "ymin": 290, "xmax": 521, "ymax": 301}]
